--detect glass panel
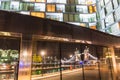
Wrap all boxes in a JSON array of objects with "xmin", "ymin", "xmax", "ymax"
[
  {"xmin": 100, "ymin": 8, "xmax": 105, "ymax": 19},
  {"xmin": 112, "ymin": 0, "xmax": 118, "ymax": 8},
  {"xmin": 69, "ymin": 14, "xmax": 74, "ymax": 22},
  {"xmin": 63, "ymin": 13, "xmax": 69, "ymax": 22},
  {"xmin": 10, "ymin": 1, "xmax": 20, "ymax": 11},
  {"xmin": 76, "ymin": 5, "xmax": 88, "ymax": 13},
  {"xmin": 36, "ymin": 0, "xmax": 46, "ymax": 2},
  {"xmin": 79, "ymin": 13, "xmax": 96, "ymax": 22},
  {"xmin": 105, "ymin": 1, "xmax": 113, "ymax": 14},
  {"xmin": 47, "ymin": 0, "xmax": 66, "ymax": 3},
  {"xmin": 115, "ymin": 6, "xmax": 120, "ymax": 21},
  {"xmin": 34, "ymin": 3, "xmax": 45, "ymax": 11},
  {"xmin": 20, "ymin": 11, "xmax": 30, "ymax": 15},
  {"xmin": 105, "ymin": 14, "xmax": 114, "ymax": 26},
  {"xmin": 71, "ymin": 5, "xmax": 76, "ymax": 12},
  {"xmin": 74, "ymin": 14, "xmax": 80, "ymax": 22},
  {"xmin": 100, "ymin": 0, "xmax": 105, "ymax": 7},
  {"xmin": 20, "ymin": 3, "xmax": 34, "ymax": 11},
  {"xmin": 31, "ymin": 41, "xmax": 60, "ymax": 80},
  {"xmin": 88, "ymin": 5, "xmax": 96, "ymax": 13},
  {"xmin": 46, "ymin": 13, "xmax": 63, "ymax": 21},
  {"xmin": 65, "ymin": 5, "xmax": 70, "ymax": 12},
  {"xmin": 31, "ymin": 12, "xmax": 45, "ymax": 18},
  {"xmin": 110, "ymin": 23, "xmax": 120, "ymax": 35},
  {"xmin": 1, "ymin": 1, "xmax": 10, "ymax": 10},
  {"xmin": 104, "ymin": 0, "xmax": 110, "ymax": 4},
  {"xmin": 0, "ymin": 36, "xmax": 20, "ymax": 80},
  {"xmin": 47, "ymin": 4, "xmax": 55, "ymax": 12},
  {"xmin": 0, "ymin": 1, "xmax": 1, "ymax": 9},
  {"xmin": 56, "ymin": 4, "xmax": 65, "ymax": 12}
]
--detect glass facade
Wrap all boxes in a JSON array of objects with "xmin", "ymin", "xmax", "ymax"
[
  {"xmin": 0, "ymin": 0, "xmax": 97, "ymax": 29},
  {"xmin": 99, "ymin": 0, "xmax": 120, "ymax": 35}
]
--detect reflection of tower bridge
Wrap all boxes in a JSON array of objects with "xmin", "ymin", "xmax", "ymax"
[{"xmin": 61, "ymin": 47, "xmax": 98, "ymax": 65}]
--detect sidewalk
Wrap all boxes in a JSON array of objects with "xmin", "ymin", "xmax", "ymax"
[{"xmin": 32, "ymin": 68, "xmax": 82, "ymax": 80}]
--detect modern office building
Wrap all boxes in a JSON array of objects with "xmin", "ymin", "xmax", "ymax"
[
  {"xmin": 0, "ymin": 0, "xmax": 120, "ymax": 36},
  {"xmin": 98, "ymin": 0, "xmax": 120, "ymax": 36},
  {"xmin": 0, "ymin": 0, "xmax": 97, "ymax": 29}
]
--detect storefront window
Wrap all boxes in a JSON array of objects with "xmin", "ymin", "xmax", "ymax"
[
  {"xmin": 34, "ymin": 3, "xmax": 45, "ymax": 11},
  {"xmin": 46, "ymin": 13, "xmax": 63, "ymax": 21},
  {"xmin": 31, "ymin": 12, "xmax": 45, "ymax": 18},
  {"xmin": 10, "ymin": 1, "xmax": 20, "ymax": 11},
  {"xmin": 47, "ymin": 4, "xmax": 55, "ymax": 12},
  {"xmin": 56, "ymin": 4, "xmax": 65, "ymax": 12}
]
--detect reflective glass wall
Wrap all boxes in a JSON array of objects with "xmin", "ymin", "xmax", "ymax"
[
  {"xmin": 99, "ymin": 0, "xmax": 120, "ymax": 35},
  {"xmin": 31, "ymin": 38, "xmax": 116, "ymax": 80},
  {"xmin": 0, "ymin": 0, "xmax": 97, "ymax": 29},
  {"xmin": 0, "ymin": 35, "xmax": 21, "ymax": 80}
]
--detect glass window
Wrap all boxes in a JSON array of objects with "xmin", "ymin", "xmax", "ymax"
[
  {"xmin": 20, "ymin": 3, "xmax": 34, "ymax": 11},
  {"xmin": 56, "ymin": 4, "xmax": 65, "ymax": 12},
  {"xmin": 0, "ymin": 1, "xmax": 1, "ymax": 9},
  {"xmin": 104, "ymin": 0, "xmax": 110, "ymax": 4},
  {"xmin": 63, "ymin": 13, "xmax": 69, "ymax": 22},
  {"xmin": 100, "ymin": 8, "xmax": 105, "ymax": 19},
  {"xmin": 20, "ymin": 11, "xmax": 30, "ymax": 15},
  {"xmin": 105, "ymin": 14, "xmax": 114, "ymax": 26},
  {"xmin": 79, "ymin": 13, "xmax": 96, "ymax": 22},
  {"xmin": 88, "ymin": 6, "xmax": 95, "ymax": 13},
  {"xmin": 34, "ymin": 3, "xmax": 45, "ymax": 11},
  {"xmin": 65, "ymin": 5, "xmax": 70, "ymax": 12},
  {"xmin": 105, "ymin": 1, "xmax": 113, "ymax": 14},
  {"xmin": 100, "ymin": 0, "xmax": 105, "ymax": 7},
  {"xmin": 31, "ymin": 12, "xmax": 45, "ymax": 18},
  {"xmin": 71, "ymin": 5, "xmax": 76, "ymax": 12},
  {"xmin": 1, "ymin": 1, "xmax": 10, "ymax": 10},
  {"xmin": 67, "ymin": 0, "xmax": 75, "ymax": 4},
  {"xmin": 89, "ymin": 23, "xmax": 96, "ymax": 30},
  {"xmin": 10, "ymin": 1, "xmax": 20, "ymax": 11},
  {"xmin": 36, "ymin": 0, "xmax": 46, "ymax": 2},
  {"xmin": 46, "ymin": 13, "xmax": 63, "ymax": 21},
  {"xmin": 112, "ymin": 0, "xmax": 118, "ymax": 9},
  {"xmin": 47, "ymin": 4, "xmax": 55, "ymax": 12},
  {"xmin": 78, "ymin": 0, "xmax": 96, "ymax": 4},
  {"xmin": 74, "ymin": 14, "xmax": 80, "ymax": 22},
  {"xmin": 69, "ymin": 14, "xmax": 74, "ymax": 22},
  {"xmin": 110, "ymin": 23, "xmax": 120, "ymax": 35},
  {"xmin": 115, "ymin": 6, "xmax": 120, "ymax": 21},
  {"xmin": 47, "ymin": 0, "xmax": 66, "ymax": 3},
  {"xmin": 76, "ymin": 5, "xmax": 88, "ymax": 13}
]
